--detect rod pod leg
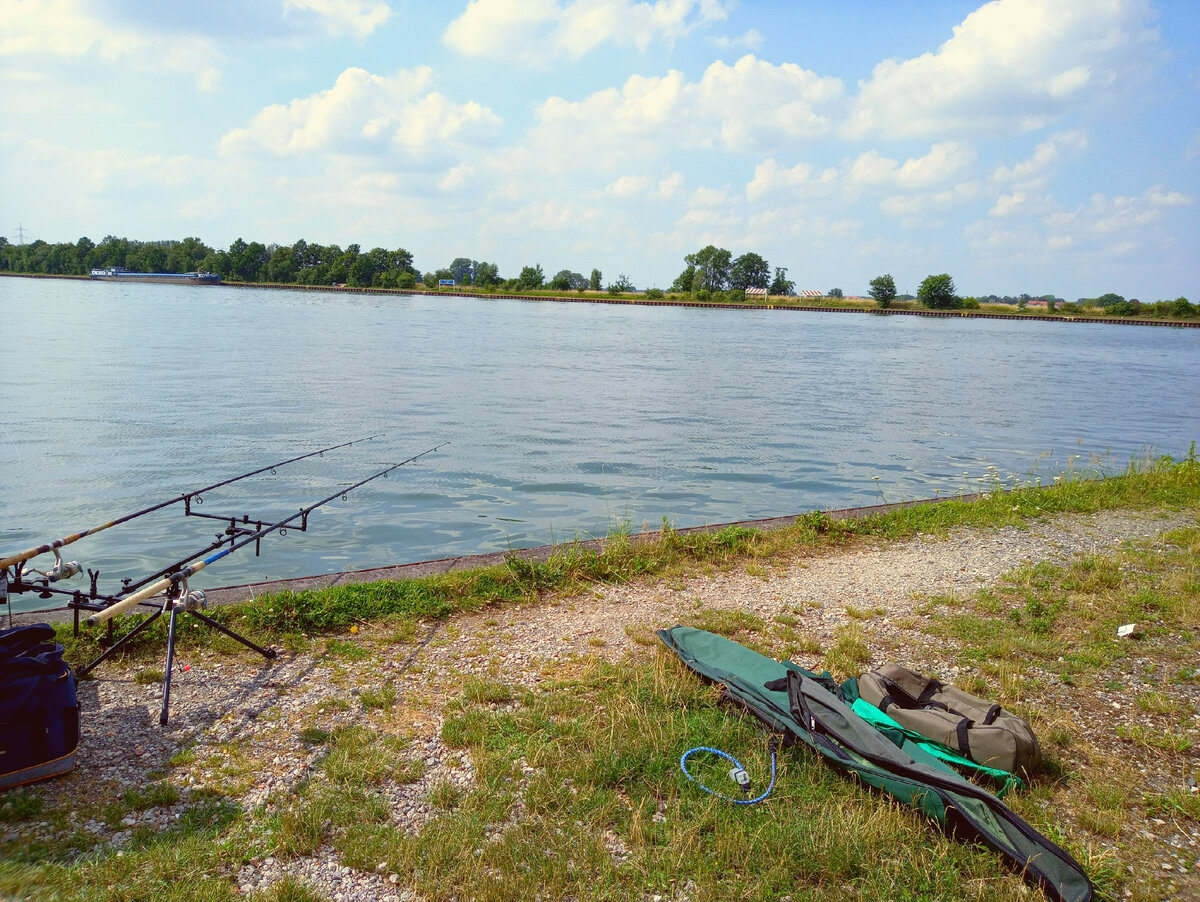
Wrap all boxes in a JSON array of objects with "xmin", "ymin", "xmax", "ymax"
[{"xmin": 160, "ymin": 605, "xmax": 181, "ymax": 726}]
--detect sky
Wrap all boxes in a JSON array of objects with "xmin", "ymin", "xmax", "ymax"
[{"xmin": 1, "ymin": 0, "xmax": 1198, "ymax": 301}]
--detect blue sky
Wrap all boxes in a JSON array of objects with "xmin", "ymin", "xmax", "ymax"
[{"xmin": 2, "ymin": 0, "xmax": 1197, "ymax": 300}]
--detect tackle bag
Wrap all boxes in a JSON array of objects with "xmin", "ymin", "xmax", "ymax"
[
  {"xmin": 856, "ymin": 662, "xmax": 1041, "ymax": 777},
  {"xmin": 0, "ymin": 623, "xmax": 80, "ymax": 790},
  {"xmin": 657, "ymin": 626, "xmax": 1092, "ymax": 902}
]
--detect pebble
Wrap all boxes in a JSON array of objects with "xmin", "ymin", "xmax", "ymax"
[{"xmin": 5, "ymin": 508, "xmax": 1196, "ymax": 900}]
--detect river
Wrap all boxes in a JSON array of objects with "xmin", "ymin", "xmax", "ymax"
[{"xmin": 2, "ymin": 276, "xmax": 1197, "ymax": 612}]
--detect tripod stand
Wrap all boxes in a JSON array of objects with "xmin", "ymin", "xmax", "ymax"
[{"xmin": 77, "ymin": 581, "xmax": 275, "ymax": 725}]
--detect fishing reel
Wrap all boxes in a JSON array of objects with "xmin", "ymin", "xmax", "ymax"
[
  {"xmin": 169, "ymin": 578, "xmax": 207, "ymax": 613},
  {"xmin": 29, "ymin": 550, "xmax": 83, "ymax": 583}
]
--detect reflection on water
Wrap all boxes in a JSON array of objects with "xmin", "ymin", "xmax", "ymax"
[{"xmin": 2, "ymin": 277, "xmax": 1198, "ymax": 612}]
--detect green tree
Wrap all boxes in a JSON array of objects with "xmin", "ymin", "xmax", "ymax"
[
  {"xmin": 447, "ymin": 257, "xmax": 475, "ymax": 285},
  {"xmin": 671, "ymin": 264, "xmax": 697, "ymax": 293},
  {"xmin": 917, "ymin": 273, "xmax": 959, "ymax": 309},
  {"xmin": 607, "ymin": 273, "xmax": 634, "ymax": 293},
  {"xmin": 1169, "ymin": 297, "xmax": 1195, "ymax": 318},
  {"xmin": 868, "ymin": 274, "xmax": 896, "ymax": 308},
  {"xmin": 685, "ymin": 245, "xmax": 732, "ymax": 292},
  {"xmin": 769, "ymin": 266, "xmax": 794, "ymax": 296},
  {"xmin": 828, "ymin": 287, "xmax": 843, "ymax": 299},
  {"xmin": 589, "ymin": 268, "xmax": 602, "ymax": 291},
  {"xmin": 265, "ymin": 244, "xmax": 298, "ymax": 283},
  {"xmin": 475, "ymin": 262, "xmax": 501, "ymax": 287},
  {"xmin": 548, "ymin": 269, "xmax": 585, "ymax": 291},
  {"xmin": 1096, "ymin": 292, "xmax": 1125, "ymax": 308},
  {"xmin": 515, "ymin": 264, "xmax": 545, "ymax": 290},
  {"xmin": 729, "ymin": 252, "xmax": 770, "ymax": 290}
]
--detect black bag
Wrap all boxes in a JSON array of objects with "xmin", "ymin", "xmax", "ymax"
[{"xmin": 0, "ymin": 623, "xmax": 80, "ymax": 790}]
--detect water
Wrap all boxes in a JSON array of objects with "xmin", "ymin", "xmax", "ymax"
[{"xmin": 2, "ymin": 277, "xmax": 1198, "ymax": 612}]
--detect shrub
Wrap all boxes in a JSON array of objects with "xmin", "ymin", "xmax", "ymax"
[{"xmin": 645, "ymin": 288, "xmax": 664, "ymax": 299}]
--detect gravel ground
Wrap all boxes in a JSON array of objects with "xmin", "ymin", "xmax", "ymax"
[{"xmin": 5, "ymin": 507, "xmax": 1198, "ymax": 900}]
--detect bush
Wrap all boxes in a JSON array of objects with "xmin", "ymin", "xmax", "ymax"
[
  {"xmin": 960, "ymin": 296, "xmax": 980, "ymax": 309},
  {"xmin": 645, "ymin": 288, "xmax": 664, "ymax": 299},
  {"xmin": 694, "ymin": 289, "xmax": 711, "ymax": 301}
]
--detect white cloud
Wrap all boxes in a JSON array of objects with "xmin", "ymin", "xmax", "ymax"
[
  {"xmin": 712, "ymin": 28, "xmax": 763, "ymax": 50},
  {"xmin": 443, "ymin": 0, "xmax": 732, "ymax": 64},
  {"xmin": 220, "ymin": 67, "xmax": 502, "ymax": 160},
  {"xmin": 604, "ymin": 174, "xmax": 653, "ymax": 197},
  {"xmin": 991, "ymin": 130, "xmax": 1088, "ymax": 189},
  {"xmin": 523, "ymin": 55, "xmax": 842, "ymax": 176},
  {"xmin": 282, "ymin": 0, "xmax": 392, "ymax": 40},
  {"xmin": 846, "ymin": 0, "xmax": 1161, "ymax": 138},
  {"xmin": 846, "ymin": 142, "xmax": 976, "ymax": 190},
  {"xmin": 656, "ymin": 172, "xmax": 685, "ymax": 198},
  {"xmin": 1147, "ymin": 185, "xmax": 1193, "ymax": 207},
  {"xmin": 990, "ymin": 192, "xmax": 1028, "ymax": 218},
  {"xmin": 0, "ymin": 0, "xmax": 223, "ymax": 89}
]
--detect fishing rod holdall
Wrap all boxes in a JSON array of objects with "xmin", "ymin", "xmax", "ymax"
[
  {"xmin": 856, "ymin": 662, "xmax": 1042, "ymax": 777},
  {"xmin": 0, "ymin": 624, "xmax": 79, "ymax": 790}
]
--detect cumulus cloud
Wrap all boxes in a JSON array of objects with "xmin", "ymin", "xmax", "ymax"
[
  {"xmin": 443, "ymin": 0, "xmax": 732, "ymax": 64},
  {"xmin": 992, "ymin": 130, "xmax": 1088, "ymax": 188},
  {"xmin": 220, "ymin": 67, "xmax": 502, "ymax": 160},
  {"xmin": 846, "ymin": 142, "xmax": 976, "ymax": 190},
  {"xmin": 524, "ymin": 55, "xmax": 842, "ymax": 174},
  {"xmin": 0, "ymin": 0, "xmax": 222, "ymax": 88},
  {"xmin": 604, "ymin": 174, "xmax": 653, "ymax": 197},
  {"xmin": 846, "ymin": 0, "xmax": 1161, "ymax": 138},
  {"xmin": 282, "ymin": 0, "xmax": 392, "ymax": 39},
  {"xmin": 711, "ymin": 28, "xmax": 763, "ymax": 50}
]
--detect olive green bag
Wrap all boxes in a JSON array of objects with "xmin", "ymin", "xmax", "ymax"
[{"xmin": 856, "ymin": 663, "xmax": 1041, "ymax": 777}]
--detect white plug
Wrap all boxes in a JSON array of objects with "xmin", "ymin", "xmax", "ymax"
[{"xmin": 729, "ymin": 766, "xmax": 752, "ymax": 794}]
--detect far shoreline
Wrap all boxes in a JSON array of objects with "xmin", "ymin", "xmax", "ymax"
[{"xmin": 3, "ymin": 270, "xmax": 1198, "ymax": 328}]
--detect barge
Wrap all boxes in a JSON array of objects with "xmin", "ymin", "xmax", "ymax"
[{"xmin": 89, "ymin": 268, "xmax": 221, "ymax": 285}]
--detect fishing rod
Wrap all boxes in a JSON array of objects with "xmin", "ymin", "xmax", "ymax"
[
  {"xmin": 0, "ymin": 435, "xmax": 381, "ymax": 573},
  {"xmin": 87, "ymin": 442, "xmax": 448, "ymax": 625}
]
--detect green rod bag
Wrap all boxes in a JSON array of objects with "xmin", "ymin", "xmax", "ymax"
[{"xmin": 657, "ymin": 626, "xmax": 1092, "ymax": 902}]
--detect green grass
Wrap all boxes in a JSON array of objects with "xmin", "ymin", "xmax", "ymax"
[
  {"xmin": 55, "ymin": 453, "xmax": 1199, "ymax": 668},
  {"xmin": 7, "ymin": 453, "xmax": 1196, "ymax": 901}
]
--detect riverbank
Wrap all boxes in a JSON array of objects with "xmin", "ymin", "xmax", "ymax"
[
  {"xmin": 2, "ymin": 461, "xmax": 1197, "ymax": 901},
  {"xmin": 4, "ymin": 272, "xmax": 1196, "ymax": 327}
]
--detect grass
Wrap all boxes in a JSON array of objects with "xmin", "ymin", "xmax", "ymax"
[
  {"xmin": 53, "ymin": 452, "xmax": 1199, "ymax": 669},
  {"xmin": 5, "ymin": 454, "xmax": 1198, "ymax": 901}
]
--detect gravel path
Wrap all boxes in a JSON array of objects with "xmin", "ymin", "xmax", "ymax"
[{"xmin": 6, "ymin": 507, "xmax": 1197, "ymax": 900}]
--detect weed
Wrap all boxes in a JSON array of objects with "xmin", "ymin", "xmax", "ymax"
[{"xmin": 360, "ymin": 682, "xmax": 397, "ymax": 710}]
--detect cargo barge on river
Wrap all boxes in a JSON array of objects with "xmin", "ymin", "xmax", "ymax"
[{"xmin": 89, "ymin": 268, "xmax": 221, "ymax": 285}]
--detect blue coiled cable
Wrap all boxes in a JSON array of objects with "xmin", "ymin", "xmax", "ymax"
[{"xmin": 680, "ymin": 740, "xmax": 778, "ymax": 804}]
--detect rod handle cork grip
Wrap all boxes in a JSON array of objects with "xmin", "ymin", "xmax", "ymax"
[
  {"xmin": 86, "ymin": 577, "xmax": 172, "ymax": 625},
  {"xmin": 86, "ymin": 558, "xmax": 208, "ymax": 625}
]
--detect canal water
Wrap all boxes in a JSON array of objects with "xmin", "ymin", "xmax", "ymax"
[{"xmin": 2, "ymin": 277, "xmax": 1197, "ymax": 611}]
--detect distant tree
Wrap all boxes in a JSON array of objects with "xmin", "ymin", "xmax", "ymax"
[
  {"xmin": 265, "ymin": 244, "xmax": 298, "ymax": 283},
  {"xmin": 589, "ymin": 268, "xmax": 602, "ymax": 291},
  {"xmin": 516, "ymin": 264, "xmax": 545, "ymax": 290},
  {"xmin": 671, "ymin": 264, "xmax": 697, "ymax": 293},
  {"xmin": 828, "ymin": 287, "xmax": 843, "ymax": 299},
  {"xmin": 1096, "ymin": 292, "xmax": 1125, "ymax": 308},
  {"xmin": 1169, "ymin": 296, "xmax": 1195, "ymax": 318},
  {"xmin": 475, "ymin": 262, "xmax": 501, "ymax": 287},
  {"xmin": 448, "ymin": 257, "xmax": 476, "ymax": 285},
  {"xmin": 607, "ymin": 273, "xmax": 634, "ymax": 293},
  {"xmin": 729, "ymin": 252, "xmax": 770, "ymax": 290},
  {"xmin": 917, "ymin": 273, "xmax": 959, "ymax": 309},
  {"xmin": 685, "ymin": 245, "xmax": 733, "ymax": 292},
  {"xmin": 769, "ymin": 266, "xmax": 795, "ymax": 296},
  {"xmin": 868, "ymin": 274, "xmax": 896, "ymax": 308}
]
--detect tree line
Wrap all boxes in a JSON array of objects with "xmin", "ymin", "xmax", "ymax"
[
  {"xmin": 1, "ymin": 235, "xmax": 1191, "ymax": 316},
  {"xmin": 867, "ymin": 273, "xmax": 1194, "ymax": 318}
]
